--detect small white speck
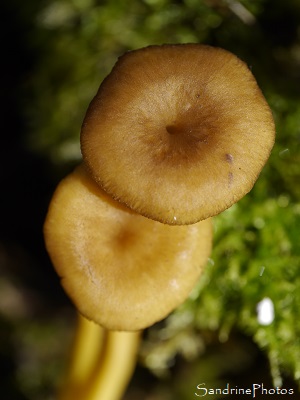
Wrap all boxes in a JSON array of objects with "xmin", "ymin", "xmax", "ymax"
[
  {"xmin": 173, "ymin": 216, "xmax": 177, "ymax": 221},
  {"xmin": 179, "ymin": 251, "xmax": 188, "ymax": 260},
  {"xmin": 257, "ymin": 297, "xmax": 274, "ymax": 325},
  {"xmin": 259, "ymin": 266, "xmax": 265, "ymax": 276},
  {"xmin": 170, "ymin": 279, "xmax": 179, "ymax": 290},
  {"xmin": 279, "ymin": 148, "xmax": 290, "ymax": 158}
]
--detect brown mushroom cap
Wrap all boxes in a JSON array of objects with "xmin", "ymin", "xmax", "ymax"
[
  {"xmin": 81, "ymin": 44, "xmax": 275, "ymax": 225},
  {"xmin": 44, "ymin": 164, "xmax": 212, "ymax": 331}
]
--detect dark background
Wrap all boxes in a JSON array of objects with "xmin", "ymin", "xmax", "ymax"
[{"xmin": 1, "ymin": 0, "xmax": 300, "ymax": 399}]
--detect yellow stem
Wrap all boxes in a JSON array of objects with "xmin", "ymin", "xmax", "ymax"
[
  {"xmin": 58, "ymin": 314, "xmax": 105, "ymax": 400},
  {"xmin": 58, "ymin": 313, "xmax": 141, "ymax": 400},
  {"xmin": 85, "ymin": 329, "xmax": 141, "ymax": 400}
]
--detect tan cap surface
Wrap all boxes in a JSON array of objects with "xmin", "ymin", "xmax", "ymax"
[
  {"xmin": 81, "ymin": 44, "xmax": 275, "ymax": 225},
  {"xmin": 44, "ymin": 165, "xmax": 212, "ymax": 331}
]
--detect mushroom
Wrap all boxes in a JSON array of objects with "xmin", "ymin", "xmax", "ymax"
[
  {"xmin": 45, "ymin": 44, "xmax": 275, "ymax": 400},
  {"xmin": 81, "ymin": 44, "xmax": 275, "ymax": 225},
  {"xmin": 44, "ymin": 164, "xmax": 212, "ymax": 332}
]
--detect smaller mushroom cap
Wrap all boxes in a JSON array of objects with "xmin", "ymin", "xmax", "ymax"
[
  {"xmin": 81, "ymin": 44, "xmax": 275, "ymax": 225},
  {"xmin": 44, "ymin": 164, "xmax": 212, "ymax": 331}
]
